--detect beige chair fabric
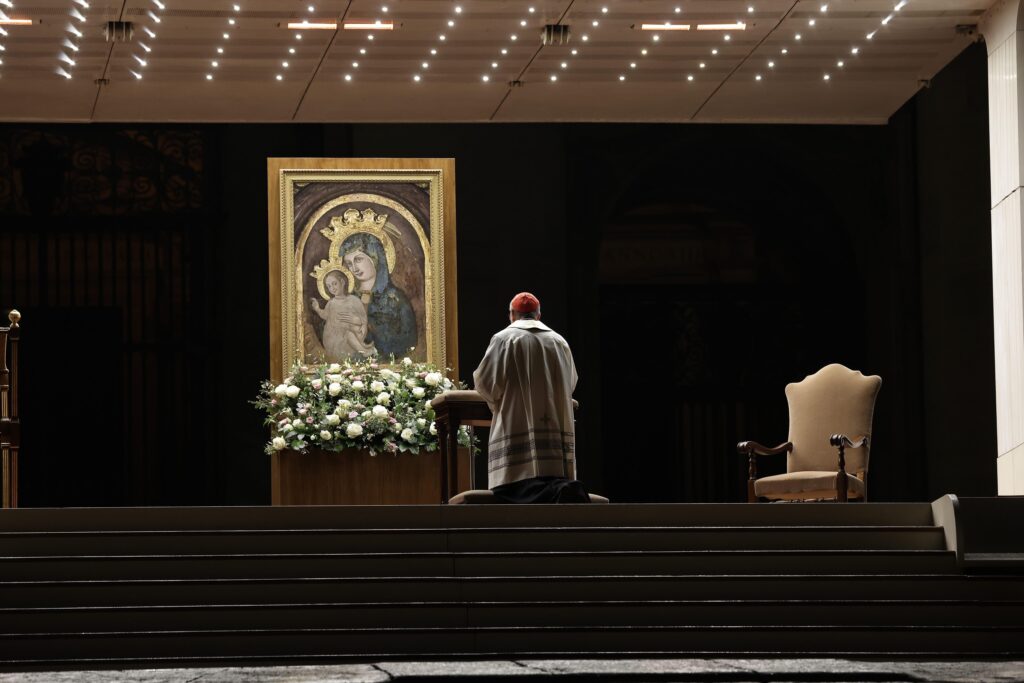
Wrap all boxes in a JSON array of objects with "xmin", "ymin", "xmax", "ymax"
[
  {"xmin": 449, "ymin": 489, "xmax": 610, "ymax": 504},
  {"xmin": 753, "ymin": 363, "xmax": 881, "ymax": 501}
]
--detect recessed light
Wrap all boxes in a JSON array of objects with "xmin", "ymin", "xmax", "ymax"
[
  {"xmin": 217, "ymin": 47, "xmax": 224, "ymax": 53},
  {"xmin": 837, "ymin": 60, "xmax": 844, "ymax": 67},
  {"xmin": 641, "ymin": 48, "xmax": 648, "ymax": 55},
  {"xmin": 560, "ymin": 61, "xmax": 567, "ymax": 68},
  {"xmin": 430, "ymin": 48, "xmax": 437, "ymax": 55},
  {"xmin": 602, "ymin": 6, "xmax": 608, "ymax": 13},
  {"xmin": 711, "ymin": 48, "xmax": 718, "ymax": 54},
  {"xmin": 724, "ymin": 34, "xmax": 730, "ymax": 41},
  {"xmin": 276, "ymin": 74, "xmax": 283, "ymax": 80},
  {"xmin": 133, "ymin": 55, "xmax": 147, "ymax": 66},
  {"xmin": 755, "ymin": 74, "xmax": 762, "ymax": 80},
  {"xmin": 211, "ymin": 60, "xmax": 219, "ymax": 67},
  {"xmin": 652, "ymin": 34, "xmax": 660, "ymax": 41},
  {"xmin": 228, "ymin": 18, "xmax": 236, "ymax": 25},
  {"xmin": 138, "ymin": 42, "xmax": 149, "ymax": 52},
  {"xmin": 781, "ymin": 47, "xmax": 788, "ymax": 54},
  {"xmin": 510, "ymin": 34, "xmax": 517, "ymax": 40},
  {"xmin": 382, "ymin": 6, "xmax": 389, "ymax": 12},
  {"xmin": 492, "ymin": 62, "xmax": 498, "ymax": 68},
  {"xmin": 520, "ymin": 20, "xmax": 527, "ymax": 27},
  {"xmin": 619, "ymin": 74, "xmax": 625, "ymax": 80},
  {"xmin": 448, "ymin": 20, "xmax": 455, "ymax": 27},
  {"xmin": 131, "ymin": 70, "xmax": 143, "ymax": 79},
  {"xmin": 282, "ymin": 61, "xmax": 289, "ymax": 67},
  {"xmin": 629, "ymin": 62, "xmax": 636, "ymax": 68},
  {"xmin": 455, "ymin": 6, "xmax": 463, "ymax": 13},
  {"xmin": 748, "ymin": 5, "xmax": 754, "ymax": 12},
  {"xmin": 528, "ymin": 6, "xmax": 535, "ymax": 12},
  {"xmin": 581, "ymin": 34, "xmax": 588, "ymax": 41},
  {"xmin": 482, "ymin": 74, "xmax": 489, "ymax": 81},
  {"xmin": 143, "ymin": 27, "xmax": 155, "ymax": 38},
  {"xmin": 145, "ymin": 10, "xmax": 158, "ymax": 23},
  {"xmin": 439, "ymin": 34, "xmax": 446, "ymax": 40},
  {"xmin": 866, "ymin": 31, "xmax": 875, "ymax": 39},
  {"xmin": 570, "ymin": 48, "xmax": 577, "ymax": 55},
  {"xmin": 851, "ymin": 47, "xmax": 859, "ymax": 54},
  {"xmin": 422, "ymin": 61, "xmax": 428, "ymax": 68},
  {"xmin": 768, "ymin": 60, "xmax": 774, "ymax": 67},
  {"xmin": 687, "ymin": 74, "xmax": 694, "ymax": 81},
  {"xmin": 152, "ymin": 0, "xmax": 165, "ymax": 9},
  {"xmin": 367, "ymin": 34, "xmax": 373, "ymax": 40},
  {"xmin": 821, "ymin": 4, "xmax": 829, "ymax": 11},
  {"xmin": 795, "ymin": 33, "xmax": 801, "ymax": 40},
  {"xmin": 344, "ymin": 73, "xmax": 352, "ymax": 80},
  {"xmin": 823, "ymin": 73, "xmax": 830, "ymax": 80},
  {"xmin": 233, "ymin": 4, "xmax": 241, "ymax": 10},
  {"xmin": 56, "ymin": 67, "xmax": 73, "ymax": 79},
  {"xmin": 501, "ymin": 48, "xmax": 508, "ymax": 54},
  {"xmin": 289, "ymin": 47, "xmax": 296, "ymax": 54},
  {"xmin": 699, "ymin": 62, "xmax": 706, "ymax": 68},
  {"xmin": 308, "ymin": 5, "xmax": 315, "ymax": 12},
  {"xmin": 882, "ymin": 13, "xmax": 893, "ymax": 24},
  {"xmin": 808, "ymin": 18, "xmax": 815, "ymax": 26},
  {"xmin": 67, "ymin": 24, "xmax": 84, "ymax": 37},
  {"xmin": 413, "ymin": 74, "xmax": 421, "ymax": 81},
  {"xmin": 592, "ymin": 20, "xmax": 599, "ymax": 26},
  {"xmin": 675, "ymin": 7, "xmax": 681, "ymax": 13},
  {"xmin": 895, "ymin": 0, "xmax": 907, "ymax": 9},
  {"xmin": 550, "ymin": 74, "xmax": 557, "ymax": 81},
  {"xmin": 206, "ymin": 73, "xmax": 213, "ymax": 80},
  {"xmin": 353, "ymin": 61, "xmax": 359, "ymax": 67},
  {"xmin": 223, "ymin": 32, "xmax": 230, "ymax": 39}
]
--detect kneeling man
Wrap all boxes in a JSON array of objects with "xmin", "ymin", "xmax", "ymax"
[{"xmin": 473, "ymin": 292, "xmax": 589, "ymax": 503}]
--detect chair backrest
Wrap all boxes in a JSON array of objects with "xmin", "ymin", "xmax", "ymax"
[{"xmin": 785, "ymin": 363, "xmax": 882, "ymax": 475}]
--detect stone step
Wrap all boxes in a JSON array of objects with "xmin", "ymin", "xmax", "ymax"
[
  {"xmin": 0, "ymin": 625, "xmax": 1020, "ymax": 661},
  {"xmin": 0, "ymin": 550, "xmax": 959, "ymax": 581},
  {"xmin": 3, "ymin": 573, "xmax": 1021, "ymax": 607},
  {"xmin": 2, "ymin": 600, "xmax": 1020, "ymax": 632},
  {"xmin": 0, "ymin": 526, "xmax": 947, "ymax": 555}
]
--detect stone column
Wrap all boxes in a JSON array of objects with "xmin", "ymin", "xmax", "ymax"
[{"xmin": 982, "ymin": 0, "xmax": 1024, "ymax": 494}]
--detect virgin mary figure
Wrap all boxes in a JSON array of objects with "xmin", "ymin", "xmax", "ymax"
[{"xmin": 338, "ymin": 232, "xmax": 417, "ymax": 359}]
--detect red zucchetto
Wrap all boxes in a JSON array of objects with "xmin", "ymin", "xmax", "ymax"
[{"xmin": 509, "ymin": 292, "xmax": 541, "ymax": 313}]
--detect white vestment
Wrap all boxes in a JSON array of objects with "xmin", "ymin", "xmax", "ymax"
[{"xmin": 473, "ymin": 319, "xmax": 578, "ymax": 488}]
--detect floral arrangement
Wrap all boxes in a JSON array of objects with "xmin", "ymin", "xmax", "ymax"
[{"xmin": 254, "ymin": 357, "xmax": 473, "ymax": 456}]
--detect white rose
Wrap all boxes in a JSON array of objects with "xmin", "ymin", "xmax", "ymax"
[
  {"xmin": 351, "ymin": 380, "xmax": 365, "ymax": 391},
  {"xmin": 425, "ymin": 399, "xmax": 433, "ymax": 410},
  {"xmin": 328, "ymin": 382, "xmax": 342, "ymax": 396},
  {"xmin": 320, "ymin": 430, "xmax": 333, "ymax": 440},
  {"xmin": 372, "ymin": 405, "xmax": 389, "ymax": 418},
  {"xmin": 402, "ymin": 357, "xmax": 413, "ymax": 366},
  {"xmin": 274, "ymin": 384, "xmax": 288, "ymax": 397},
  {"xmin": 393, "ymin": 423, "xmax": 402, "ymax": 433},
  {"xmin": 346, "ymin": 423, "xmax": 363, "ymax": 438},
  {"xmin": 292, "ymin": 419, "xmax": 303, "ymax": 429},
  {"xmin": 417, "ymin": 418, "xmax": 427, "ymax": 428},
  {"xmin": 324, "ymin": 413, "xmax": 341, "ymax": 426},
  {"xmin": 429, "ymin": 422, "xmax": 437, "ymax": 435},
  {"xmin": 376, "ymin": 392, "xmax": 391, "ymax": 405},
  {"xmin": 338, "ymin": 399, "xmax": 352, "ymax": 410},
  {"xmin": 362, "ymin": 410, "xmax": 371, "ymax": 418},
  {"xmin": 272, "ymin": 436, "xmax": 287, "ymax": 450},
  {"xmin": 412, "ymin": 386, "xmax": 425, "ymax": 398},
  {"xmin": 405, "ymin": 378, "xmax": 419, "ymax": 389},
  {"xmin": 328, "ymin": 363, "xmax": 341, "ymax": 373},
  {"xmin": 327, "ymin": 374, "xmax": 343, "ymax": 383},
  {"xmin": 370, "ymin": 380, "xmax": 385, "ymax": 393},
  {"xmin": 310, "ymin": 379, "xmax": 323, "ymax": 390},
  {"xmin": 401, "ymin": 428, "xmax": 415, "ymax": 441},
  {"xmin": 443, "ymin": 378, "xmax": 452, "ymax": 389},
  {"xmin": 285, "ymin": 385, "xmax": 300, "ymax": 398},
  {"xmin": 424, "ymin": 372, "xmax": 443, "ymax": 386}
]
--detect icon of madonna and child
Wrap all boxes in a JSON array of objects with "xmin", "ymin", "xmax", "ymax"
[{"xmin": 301, "ymin": 204, "xmax": 427, "ymax": 365}]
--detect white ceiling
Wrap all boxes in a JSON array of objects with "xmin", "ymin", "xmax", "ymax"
[{"xmin": 0, "ymin": 0, "xmax": 990, "ymax": 123}]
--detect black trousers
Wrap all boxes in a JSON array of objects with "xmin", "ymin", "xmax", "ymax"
[{"xmin": 491, "ymin": 476, "xmax": 591, "ymax": 503}]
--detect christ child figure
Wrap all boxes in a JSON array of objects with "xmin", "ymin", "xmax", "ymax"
[{"xmin": 310, "ymin": 271, "xmax": 378, "ymax": 361}]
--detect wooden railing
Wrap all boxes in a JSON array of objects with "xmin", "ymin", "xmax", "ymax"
[{"xmin": 1, "ymin": 310, "xmax": 21, "ymax": 508}]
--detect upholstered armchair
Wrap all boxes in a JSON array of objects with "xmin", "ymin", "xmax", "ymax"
[{"xmin": 737, "ymin": 364, "xmax": 882, "ymax": 503}]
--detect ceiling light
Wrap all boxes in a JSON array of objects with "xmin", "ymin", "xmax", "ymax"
[
  {"xmin": 421, "ymin": 61, "xmax": 428, "ymax": 68},
  {"xmin": 724, "ymin": 34, "xmax": 730, "ymax": 40},
  {"xmin": 641, "ymin": 23, "xmax": 689, "ymax": 30},
  {"xmin": 143, "ymin": 27, "xmax": 156, "ymax": 38},
  {"xmin": 228, "ymin": 18, "xmax": 236, "ymax": 26},
  {"xmin": 510, "ymin": 34, "xmax": 517, "ymax": 40},
  {"xmin": 619, "ymin": 74, "xmax": 625, "ymax": 80},
  {"xmin": 381, "ymin": 6, "xmax": 388, "ymax": 12},
  {"xmin": 697, "ymin": 22, "xmax": 746, "ymax": 30},
  {"xmin": 146, "ymin": 10, "xmax": 160, "ymax": 23},
  {"xmin": 808, "ymin": 18, "xmax": 815, "ymax": 26},
  {"xmin": 291, "ymin": 21, "xmax": 340, "ymax": 29},
  {"xmin": 560, "ymin": 61, "xmax": 567, "ymax": 68},
  {"xmin": 823, "ymin": 73, "xmax": 830, "ymax": 80},
  {"xmin": 56, "ymin": 67, "xmax": 72, "ymax": 79},
  {"xmin": 851, "ymin": 46, "xmax": 859, "ymax": 54},
  {"xmin": 652, "ymin": 34, "xmax": 659, "ymax": 41},
  {"xmin": 686, "ymin": 74, "xmax": 694, "ymax": 81},
  {"xmin": 641, "ymin": 48, "xmax": 647, "ymax": 55},
  {"xmin": 234, "ymin": 4, "xmax": 241, "ymax": 11},
  {"xmin": 430, "ymin": 48, "xmax": 437, "ymax": 55},
  {"xmin": 308, "ymin": 5, "xmax": 315, "ymax": 11},
  {"xmin": 699, "ymin": 62, "xmax": 706, "ymax": 68},
  {"xmin": 139, "ymin": 42, "xmax": 150, "ymax": 52},
  {"xmin": 748, "ymin": 5, "xmax": 754, "ymax": 12},
  {"xmin": 866, "ymin": 30, "xmax": 876, "ymax": 39},
  {"xmin": 881, "ymin": 13, "xmax": 893, "ymax": 24},
  {"xmin": 592, "ymin": 20, "xmax": 599, "ymax": 26},
  {"xmin": 501, "ymin": 48, "xmax": 508, "ymax": 54},
  {"xmin": 290, "ymin": 47, "xmax": 296, "ymax": 54},
  {"xmin": 0, "ymin": 17, "xmax": 31, "ymax": 26},
  {"xmin": 217, "ymin": 47, "xmax": 224, "ymax": 53},
  {"xmin": 131, "ymin": 70, "xmax": 143, "ymax": 79},
  {"xmin": 344, "ymin": 73, "xmax": 352, "ymax": 80},
  {"xmin": 528, "ymin": 6, "xmax": 535, "ymax": 12},
  {"xmin": 781, "ymin": 48, "xmax": 787, "ymax": 53},
  {"xmin": 794, "ymin": 33, "xmax": 801, "ymax": 40},
  {"xmin": 223, "ymin": 33, "xmax": 230, "ymax": 39},
  {"xmin": 711, "ymin": 48, "xmax": 718, "ymax": 54},
  {"xmin": 211, "ymin": 60, "xmax": 219, "ymax": 67},
  {"xmin": 276, "ymin": 74, "xmax": 283, "ymax": 80},
  {"xmin": 67, "ymin": 24, "xmax": 83, "ymax": 37},
  {"xmin": 152, "ymin": 0, "xmax": 165, "ymax": 9},
  {"xmin": 581, "ymin": 34, "xmax": 588, "ymax": 41},
  {"xmin": 482, "ymin": 74, "xmax": 489, "ymax": 81},
  {"xmin": 492, "ymin": 61, "xmax": 498, "ymax": 68},
  {"xmin": 821, "ymin": 4, "xmax": 828, "ymax": 11},
  {"xmin": 549, "ymin": 74, "xmax": 557, "ymax": 81},
  {"xmin": 448, "ymin": 20, "xmax": 455, "ymax": 27},
  {"xmin": 133, "ymin": 55, "xmax": 147, "ymax": 66},
  {"xmin": 73, "ymin": 0, "xmax": 90, "ymax": 7},
  {"xmin": 570, "ymin": 48, "xmax": 577, "ymax": 55},
  {"xmin": 455, "ymin": 6, "xmax": 463, "ymax": 13},
  {"xmin": 206, "ymin": 73, "xmax": 213, "ymax": 80},
  {"xmin": 282, "ymin": 61, "xmax": 289, "ymax": 67},
  {"xmin": 65, "ymin": 39, "xmax": 80, "ymax": 51},
  {"xmin": 895, "ymin": 0, "xmax": 907, "ymax": 9},
  {"xmin": 768, "ymin": 60, "xmax": 774, "ymax": 67},
  {"xmin": 413, "ymin": 74, "xmax": 421, "ymax": 81},
  {"xmin": 70, "ymin": 9, "xmax": 86, "ymax": 23},
  {"xmin": 58, "ymin": 52, "xmax": 76, "ymax": 65},
  {"xmin": 674, "ymin": 6, "xmax": 681, "ymax": 12},
  {"xmin": 630, "ymin": 62, "xmax": 636, "ymax": 68},
  {"xmin": 755, "ymin": 74, "xmax": 762, "ymax": 80},
  {"xmin": 520, "ymin": 20, "xmax": 527, "ymax": 27},
  {"xmin": 602, "ymin": 6, "xmax": 608, "ymax": 13},
  {"xmin": 837, "ymin": 60, "xmax": 844, "ymax": 67},
  {"xmin": 439, "ymin": 34, "xmax": 446, "ymax": 40}
]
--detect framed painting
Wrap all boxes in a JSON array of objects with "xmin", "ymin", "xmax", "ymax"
[{"xmin": 267, "ymin": 158, "xmax": 458, "ymax": 382}]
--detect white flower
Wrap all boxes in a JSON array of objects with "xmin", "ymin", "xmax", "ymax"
[
  {"xmin": 401, "ymin": 428, "xmax": 415, "ymax": 441},
  {"xmin": 328, "ymin": 363, "xmax": 341, "ymax": 373},
  {"xmin": 346, "ymin": 423, "xmax": 363, "ymax": 438},
  {"xmin": 324, "ymin": 413, "xmax": 341, "ymax": 426},
  {"xmin": 310, "ymin": 379, "xmax": 323, "ymax": 390},
  {"xmin": 320, "ymin": 430, "xmax": 333, "ymax": 440},
  {"xmin": 429, "ymin": 421, "xmax": 437, "ymax": 435},
  {"xmin": 424, "ymin": 372, "xmax": 443, "ymax": 386},
  {"xmin": 402, "ymin": 357, "xmax": 413, "ymax": 366},
  {"xmin": 285, "ymin": 385, "xmax": 301, "ymax": 398},
  {"xmin": 274, "ymin": 384, "xmax": 289, "ymax": 397},
  {"xmin": 370, "ymin": 380, "xmax": 385, "ymax": 393},
  {"xmin": 278, "ymin": 418, "xmax": 291, "ymax": 427},
  {"xmin": 405, "ymin": 378, "xmax": 419, "ymax": 389},
  {"xmin": 352, "ymin": 380, "xmax": 365, "ymax": 391},
  {"xmin": 372, "ymin": 405, "xmax": 389, "ymax": 418},
  {"xmin": 362, "ymin": 410, "xmax": 371, "ymax": 418},
  {"xmin": 425, "ymin": 399, "xmax": 433, "ymax": 410},
  {"xmin": 393, "ymin": 423, "xmax": 402, "ymax": 433},
  {"xmin": 338, "ymin": 399, "xmax": 352, "ymax": 410},
  {"xmin": 376, "ymin": 391, "xmax": 391, "ymax": 405},
  {"xmin": 417, "ymin": 418, "xmax": 427, "ymax": 428},
  {"xmin": 272, "ymin": 436, "xmax": 287, "ymax": 450},
  {"xmin": 443, "ymin": 378, "xmax": 452, "ymax": 389},
  {"xmin": 327, "ymin": 374, "xmax": 343, "ymax": 383},
  {"xmin": 328, "ymin": 382, "xmax": 342, "ymax": 396},
  {"xmin": 412, "ymin": 386, "xmax": 425, "ymax": 399},
  {"xmin": 291, "ymin": 419, "xmax": 303, "ymax": 429}
]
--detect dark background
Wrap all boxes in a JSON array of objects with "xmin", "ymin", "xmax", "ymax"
[{"xmin": 0, "ymin": 42, "xmax": 995, "ymax": 506}]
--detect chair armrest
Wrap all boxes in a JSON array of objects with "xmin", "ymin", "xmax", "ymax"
[
  {"xmin": 737, "ymin": 440, "xmax": 793, "ymax": 456},
  {"xmin": 829, "ymin": 434, "xmax": 869, "ymax": 449}
]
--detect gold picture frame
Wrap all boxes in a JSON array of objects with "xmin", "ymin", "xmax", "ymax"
[{"xmin": 267, "ymin": 158, "xmax": 458, "ymax": 382}]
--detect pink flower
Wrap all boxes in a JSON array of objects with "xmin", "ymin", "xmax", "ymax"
[
  {"xmin": 305, "ymin": 416, "xmax": 314, "ymax": 424},
  {"xmin": 370, "ymin": 363, "xmax": 379, "ymax": 369},
  {"xmin": 388, "ymin": 417, "xmax": 397, "ymax": 424},
  {"xmin": 349, "ymin": 411, "xmax": 358, "ymax": 419},
  {"xmin": 270, "ymin": 399, "xmax": 277, "ymax": 405},
  {"xmin": 385, "ymin": 441, "xmax": 398, "ymax": 453}
]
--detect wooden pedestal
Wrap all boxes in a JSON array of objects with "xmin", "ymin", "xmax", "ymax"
[{"xmin": 271, "ymin": 448, "xmax": 470, "ymax": 505}]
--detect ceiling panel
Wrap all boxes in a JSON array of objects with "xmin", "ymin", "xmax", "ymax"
[{"xmin": 0, "ymin": 0, "xmax": 991, "ymax": 123}]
